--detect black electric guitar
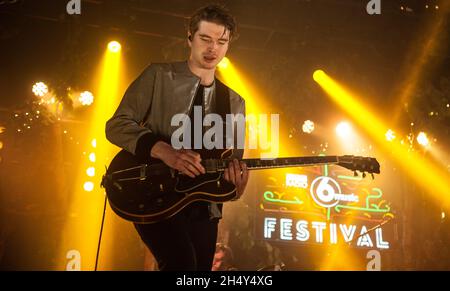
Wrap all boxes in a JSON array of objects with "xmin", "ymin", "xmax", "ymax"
[{"xmin": 101, "ymin": 149, "xmax": 380, "ymax": 224}]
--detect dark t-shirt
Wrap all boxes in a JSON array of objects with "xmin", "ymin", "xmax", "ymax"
[
  {"xmin": 189, "ymin": 84, "xmax": 204, "ymax": 150},
  {"xmin": 186, "ymin": 83, "xmax": 215, "ymax": 221}
]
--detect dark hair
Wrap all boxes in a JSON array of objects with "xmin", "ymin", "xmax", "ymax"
[{"xmin": 188, "ymin": 4, "xmax": 237, "ymax": 41}]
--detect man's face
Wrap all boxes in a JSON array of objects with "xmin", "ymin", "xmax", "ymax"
[{"xmin": 188, "ymin": 21, "xmax": 230, "ymax": 70}]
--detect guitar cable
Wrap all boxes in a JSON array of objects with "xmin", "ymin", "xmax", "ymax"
[{"xmin": 94, "ymin": 193, "xmax": 108, "ymax": 271}]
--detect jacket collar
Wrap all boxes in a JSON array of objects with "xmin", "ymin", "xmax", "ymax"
[{"xmin": 173, "ymin": 61, "xmax": 199, "ymax": 79}]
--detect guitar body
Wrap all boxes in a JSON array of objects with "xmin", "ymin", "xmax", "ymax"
[
  {"xmin": 102, "ymin": 148, "xmax": 380, "ymax": 224},
  {"xmin": 103, "ymin": 149, "xmax": 237, "ymax": 224}
]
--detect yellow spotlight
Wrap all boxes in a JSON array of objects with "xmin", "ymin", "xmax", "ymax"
[
  {"xmin": 79, "ymin": 91, "xmax": 95, "ymax": 106},
  {"xmin": 336, "ymin": 122, "xmax": 352, "ymax": 138},
  {"xmin": 86, "ymin": 167, "xmax": 95, "ymax": 177},
  {"xmin": 83, "ymin": 181, "xmax": 94, "ymax": 192},
  {"xmin": 314, "ymin": 69, "xmax": 450, "ymax": 211},
  {"xmin": 417, "ymin": 132, "xmax": 429, "ymax": 147},
  {"xmin": 58, "ymin": 38, "xmax": 123, "ymax": 270},
  {"xmin": 385, "ymin": 129, "xmax": 396, "ymax": 142},
  {"xmin": 0, "ymin": 126, "xmax": 5, "ymax": 134},
  {"xmin": 32, "ymin": 82, "xmax": 48, "ymax": 97},
  {"xmin": 302, "ymin": 120, "xmax": 315, "ymax": 134},
  {"xmin": 217, "ymin": 57, "xmax": 230, "ymax": 69},
  {"xmin": 108, "ymin": 41, "xmax": 122, "ymax": 53},
  {"xmin": 391, "ymin": 0, "xmax": 449, "ymax": 124},
  {"xmin": 0, "ymin": 141, "xmax": 3, "ymax": 150}
]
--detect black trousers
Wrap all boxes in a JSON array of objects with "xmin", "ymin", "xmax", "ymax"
[{"xmin": 134, "ymin": 201, "xmax": 219, "ymax": 271}]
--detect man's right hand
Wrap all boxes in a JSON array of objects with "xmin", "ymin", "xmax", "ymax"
[{"xmin": 150, "ymin": 141, "xmax": 206, "ymax": 178}]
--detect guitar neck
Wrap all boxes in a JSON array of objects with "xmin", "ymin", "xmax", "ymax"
[
  {"xmin": 217, "ymin": 156, "xmax": 340, "ymax": 171},
  {"xmin": 145, "ymin": 154, "xmax": 378, "ymax": 176}
]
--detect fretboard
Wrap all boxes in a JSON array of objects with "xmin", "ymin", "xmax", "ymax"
[{"xmin": 216, "ymin": 156, "xmax": 339, "ymax": 171}]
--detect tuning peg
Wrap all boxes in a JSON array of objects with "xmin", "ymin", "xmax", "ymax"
[
  {"xmin": 354, "ymin": 171, "xmax": 358, "ymax": 177},
  {"xmin": 362, "ymin": 172, "xmax": 366, "ymax": 178},
  {"xmin": 371, "ymin": 173, "xmax": 375, "ymax": 180}
]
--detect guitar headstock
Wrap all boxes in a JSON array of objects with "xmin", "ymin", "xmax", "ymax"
[{"xmin": 337, "ymin": 155, "xmax": 380, "ymax": 178}]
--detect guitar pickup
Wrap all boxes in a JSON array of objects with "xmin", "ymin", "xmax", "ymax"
[
  {"xmin": 203, "ymin": 159, "xmax": 218, "ymax": 174},
  {"xmin": 139, "ymin": 164, "xmax": 147, "ymax": 181}
]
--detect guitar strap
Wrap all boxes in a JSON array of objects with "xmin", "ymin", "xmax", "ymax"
[
  {"xmin": 214, "ymin": 77, "xmax": 232, "ymax": 150},
  {"xmin": 214, "ymin": 78, "xmax": 232, "ymax": 215}
]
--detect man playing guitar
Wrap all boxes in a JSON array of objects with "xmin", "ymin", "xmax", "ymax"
[{"xmin": 105, "ymin": 4, "xmax": 249, "ymax": 271}]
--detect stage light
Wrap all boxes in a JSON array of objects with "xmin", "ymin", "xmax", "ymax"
[
  {"xmin": 86, "ymin": 167, "xmax": 95, "ymax": 177},
  {"xmin": 0, "ymin": 141, "xmax": 3, "ymax": 150},
  {"xmin": 302, "ymin": 120, "xmax": 315, "ymax": 134},
  {"xmin": 385, "ymin": 129, "xmax": 396, "ymax": 142},
  {"xmin": 217, "ymin": 57, "xmax": 230, "ymax": 69},
  {"xmin": 83, "ymin": 181, "xmax": 94, "ymax": 192},
  {"xmin": 108, "ymin": 41, "xmax": 122, "ymax": 53},
  {"xmin": 391, "ymin": 3, "xmax": 447, "ymax": 124},
  {"xmin": 314, "ymin": 69, "xmax": 450, "ymax": 211},
  {"xmin": 216, "ymin": 61, "xmax": 294, "ymax": 159},
  {"xmin": 0, "ymin": 126, "xmax": 5, "ymax": 134},
  {"xmin": 58, "ymin": 39, "xmax": 124, "ymax": 269},
  {"xmin": 91, "ymin": 138, "xmax": 97, "ymax": 148},
  {"xmin": 336, "ymin": 122, "xmax": 352, "ymax": 138},
  {"xmin": 79, "ymin": 91, "xmax": 94, "ymax": 106},
  {"xmin": 89, "ymin": 153, "xmax": 96, "ymax": 163},
  {"xmin": 32, "ymin": 82, "xmax": 48, "ymax": 97},
  {"xmin": 417, "ymin": 132, "xmax": 429, "ymax": 147}
]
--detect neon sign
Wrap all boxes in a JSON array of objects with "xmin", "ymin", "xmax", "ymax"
[
  {"xmin": 263, "ymin": 217, "xmax": 390, "ymax": 249},
  {"xmin": 257, "ymin": 162, "xmax": 395, "ymax": 250},
  {"xmin": 286, "ymin": 174, "xmax": 308, "ymax": 188},
  {"xmin": 310, "ymin": 176, "xmax": 359, "ymax": 208}
]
